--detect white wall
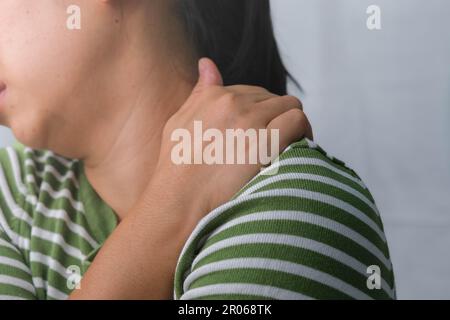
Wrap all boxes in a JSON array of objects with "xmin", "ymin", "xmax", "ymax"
[
  {"xmin": 272, "ymin": 0, "xmax": 450, "ymax": 299},
  {"xmin": 0, "ymin": 127, "xmax": 14, "ymax": 147}
]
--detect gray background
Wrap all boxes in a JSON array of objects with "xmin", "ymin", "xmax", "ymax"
[{"xmin": 1, "ymin": 0, "xmax": 449, "ymax": 299}]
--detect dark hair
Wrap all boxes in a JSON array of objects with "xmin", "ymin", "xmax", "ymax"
[{"xmin": 177, "ymin": 0, "xmax": 297, "ymax": 96}]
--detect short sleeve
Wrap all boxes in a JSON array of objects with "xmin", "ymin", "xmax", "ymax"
[
  {"xmin": 175, "ymin": 139, "xmax": 396, "ymax": 300},
  {"xmin": 0, "ymin": 227, "xmax": 36, "ymax": 300},
  {"xmin": 0, "ymin": 145, "xmax": 37, "ymax": 300}
]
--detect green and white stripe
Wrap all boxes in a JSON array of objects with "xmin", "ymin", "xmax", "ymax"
[
  {"xmin": 0, "ymin": 139, "xmax": 395, "ymax": 300},
  {"xmin": 174, "ymin": 139, "xmax": 395, "ymax": 300}
]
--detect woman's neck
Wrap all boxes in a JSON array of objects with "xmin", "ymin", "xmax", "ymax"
[
  {"xmin": 81, "ymin": 6, "xmax": 197, "ymax": 219},
  {"xmin": 84, "ymin": 69, "xmax": 194, "ymax": 220}
]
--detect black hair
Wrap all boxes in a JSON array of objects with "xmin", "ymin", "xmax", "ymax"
[{"xmin": 177, "ymin": 0, "xmax": 297, "ymax": 96}]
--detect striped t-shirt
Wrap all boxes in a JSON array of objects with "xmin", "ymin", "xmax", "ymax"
[{"xmin": 0, "ymin": 138, "xmax": 395, "ymax": 300}]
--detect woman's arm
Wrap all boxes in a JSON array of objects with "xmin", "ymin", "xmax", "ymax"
[
  {"xmin": 69, "ymin": 58, "xmax": 312, "ymax": 300},
  {"xmin": 69, "ymin": 176, "xmax": 206, "ymax": 299},
  {"xmin": 0, "ymin": 228, "xmax": 37, "ymax": 300}
]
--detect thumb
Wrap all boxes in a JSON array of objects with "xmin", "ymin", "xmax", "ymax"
[{"xmin": 195, "ymin": 58, "xmax": 223, "ymax": 91}]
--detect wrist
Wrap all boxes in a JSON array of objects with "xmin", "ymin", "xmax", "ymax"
[{"xmin": 137, "ymin": 170, "xmax": 209, "ymax": 249}]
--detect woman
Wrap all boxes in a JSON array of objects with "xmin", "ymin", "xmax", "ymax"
[{"xmin": 0, "ymin": 0, "xmax": 395, "ymax": 299}]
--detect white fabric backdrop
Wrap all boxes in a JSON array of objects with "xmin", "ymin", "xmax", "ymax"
[
  {"xmin": 272, "ymin": 0, "xmax": 450, "ymax": 299},
  {"xmin": 0, "ymin": 128, "xmax": 13, "ymax": 146},
  {"xmin": 0, "ymin": 0, "xmax": 449, "ymax": 299}
]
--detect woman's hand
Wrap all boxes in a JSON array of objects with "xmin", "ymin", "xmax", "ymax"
[
  {"xmin": 148, "ymin": 58, "xmax": 313, "ymax": 241},
  {"xmin": 70, "ymin": 58, "xmax": 312, "ymax": 300}
]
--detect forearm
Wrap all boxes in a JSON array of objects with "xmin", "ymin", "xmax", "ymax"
[{"xmin": 69, "ymin": 179, "xmax": 201, "ymax": 300}]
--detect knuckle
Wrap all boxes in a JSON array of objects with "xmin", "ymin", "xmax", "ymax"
[
  {"xmin": 220, "ymin": 91, "xmax": 238, "ymax": 106},
  {"xmin": 195, "ymin": 86, "xmax": 223, "ymax": 102},
  {"xmin": 289, "ymin": 108, "xmax": 306, "ymax": 124},
  {"xmin": 230, "ymin": 84, "xmax": 271, "ymax": 94},
  {"xmin": 248, "ymin": 85, "xmax": 270, "ymax": 93},
  {"xmin": 228, "ymin": 85, "xmax": 247, "ymax": 91},
  {"xmin": 254, "ymin": 86, "xmax": 271, "ymax": 94},
  {"xmin": 285, "ymin": 95, "xmax": 303, "ymax": 109}
]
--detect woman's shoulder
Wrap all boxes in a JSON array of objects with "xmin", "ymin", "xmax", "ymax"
[
  {"xmin": 235, "ymin": 138, "xmax": 376, "ymax": 203},
  {"xmin": 0, "ymin": 143, "xmax": 108, "ymax": 299},
  {"xmin": 174, "ymin": 138, "xmax": 396, "ymax": 300}
]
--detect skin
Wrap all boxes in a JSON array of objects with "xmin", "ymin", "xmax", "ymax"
[
  {"xmin": 0, "ymin": 0, "xmax": 196, "ymax": 217},
  {"xmin": 0, "ymin": 0, "xmax": 313, "ymax": 299}
]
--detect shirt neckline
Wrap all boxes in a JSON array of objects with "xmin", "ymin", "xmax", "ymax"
[{"xmin": 78, "ymin": 161, "xmax": 119, "ymax": 247}]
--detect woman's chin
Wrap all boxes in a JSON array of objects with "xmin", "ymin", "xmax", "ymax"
[{"xmin": 10, "ymin": 122, "xmax": 46, "ymax": 150}]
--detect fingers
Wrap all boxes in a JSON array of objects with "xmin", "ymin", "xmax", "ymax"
[
  {"xmin": 267, "ymin": 108, "xmax": 313, "ymax": 153},
  {"xmin": 226, "ymin": 85, "xmax": 278, "ymax": 102},
  {"xmin": 257, "ymin": 95, "xmax": 303, "ymax": 125},
  {"xmin": 187, "ymin": 57, "xmax": 313, "ymax": 146}
]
